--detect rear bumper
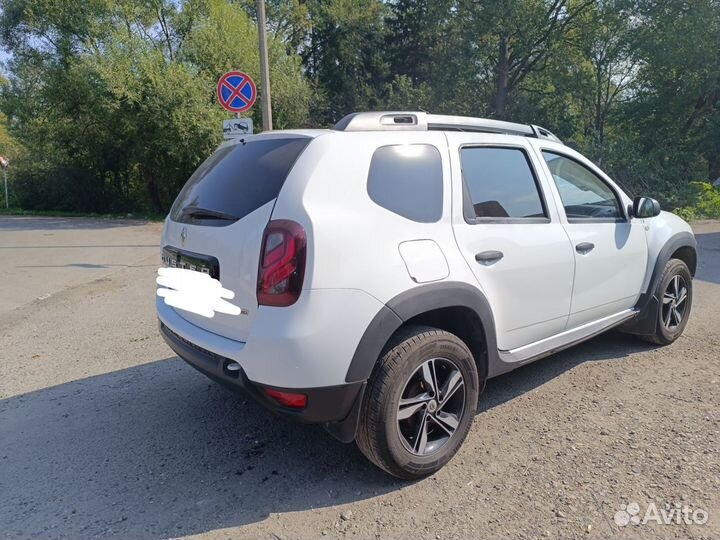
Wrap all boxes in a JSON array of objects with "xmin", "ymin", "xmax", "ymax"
[
  {"xmin": 156, "ymin": 288, "xmax": 384, "ymax": 388},
  {"xmin": 159, "ymin": 320, "xmax": 364, "ymax": 426}
]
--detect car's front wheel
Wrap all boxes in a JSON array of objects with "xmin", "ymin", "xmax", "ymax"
[
  {"xmin": 355, "ymin": 326, "xmax": 479, "ymax": 479},
  {"xmin": 641, "ymin": 258, "xmax": 693, "ymax": 345}
]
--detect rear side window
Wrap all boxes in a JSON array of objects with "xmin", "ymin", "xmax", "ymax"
[
  {"xmin": 367, "ymin": 144, "xmax": 443, "ymax": 223},
  {"xmin": 460, "ymin": 147, "xmax": 546, "ymax": 220},
  {"xmin": 171, "ymin": 137, "xmax": 310, "ymax": 225}
]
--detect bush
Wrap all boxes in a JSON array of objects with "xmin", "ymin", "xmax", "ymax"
[
  {"xmin": 673, "ymin": 182, "xmax": 720, "ymax": 220},
  {"xmin": 674, "ymin": 206, "xmax": 697, "ymax": 222}
]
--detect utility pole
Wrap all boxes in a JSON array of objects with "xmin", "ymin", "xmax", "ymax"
[
  {"xmin": 0, "ymin": 156, "xmax": 8, "ymax": 209},
  {"xmin": 256, "ymin": 0, "xmax": 273, "ymax": 131}
]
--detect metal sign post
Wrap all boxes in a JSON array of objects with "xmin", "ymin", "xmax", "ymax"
[
  {"xmin": 256, "ymin": 0, "xmax": 273, "ymax": 131},
  {"xmin": 0, "ymin": 156, "xmax": 8, "ymax": 209}
]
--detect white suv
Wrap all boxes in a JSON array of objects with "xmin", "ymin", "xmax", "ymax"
[{"xmin": 157, "ymin": 111, "xmax": 697, "ymax": 478}]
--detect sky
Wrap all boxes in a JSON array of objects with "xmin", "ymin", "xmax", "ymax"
[{"xmin": 0, "ymin": 48, "xmax": 10, "ymax": 76}]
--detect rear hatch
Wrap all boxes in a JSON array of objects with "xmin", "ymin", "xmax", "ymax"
[{"xmin": 161, "ymin": 135, "xmax": 311, "ymax": 342}]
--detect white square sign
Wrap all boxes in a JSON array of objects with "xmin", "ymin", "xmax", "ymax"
[{"xmin": 223, "ymin": 118, "xmax": 253, "ymax": 139}]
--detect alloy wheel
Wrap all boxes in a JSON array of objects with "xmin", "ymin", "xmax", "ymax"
[
  {"xmin": 396, "ymin": 357, "xmax": 466, "ymax": 456},
  {"xmin": 662, "ymin": 274, "xmax": 688, "ymax": 330}
]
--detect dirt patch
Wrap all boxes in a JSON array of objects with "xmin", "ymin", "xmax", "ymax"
[{"xmin": 0, "ymin": 218, "xmax": 718, "ymax": 539}]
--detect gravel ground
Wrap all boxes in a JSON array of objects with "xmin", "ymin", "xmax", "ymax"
[{"xmin": 0, "ymin": 216, "xmax": 718, "ymax": 540}]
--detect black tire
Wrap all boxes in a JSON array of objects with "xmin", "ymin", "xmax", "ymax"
[
  {"xmin": 640, "ymin": 258, "xmax": 693, "ymax": 345},
  {"xmin": 355, "ymin": 325, "xmax": 480, "ymax": 479}
]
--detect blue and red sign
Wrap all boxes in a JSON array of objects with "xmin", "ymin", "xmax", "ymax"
[{"xmin": 217, "ymin": 71, "xmax": 257, "ymax": 114}]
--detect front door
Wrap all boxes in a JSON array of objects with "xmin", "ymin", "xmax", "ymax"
[
  {"xmin": 447, "ymin": 134, "xmax": 575, "ymax": 351},
  {"xmin": 538, "ymin": 150, "xmax": 648, "ymax": 328}
]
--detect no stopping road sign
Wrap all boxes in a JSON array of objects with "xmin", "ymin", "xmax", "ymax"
[{"xmin": 217, "ymin": 71, "xmax": 257, "ymax": 114}]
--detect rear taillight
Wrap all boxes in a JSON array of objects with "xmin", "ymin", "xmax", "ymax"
[{"xmin": 257, "ymin": 220, "xmax": 306, "ymax": 306}]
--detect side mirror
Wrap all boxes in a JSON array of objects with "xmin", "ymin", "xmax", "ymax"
[{"xmin": 632, "ymin": 196, "xmax": 661, "ymax": 218}]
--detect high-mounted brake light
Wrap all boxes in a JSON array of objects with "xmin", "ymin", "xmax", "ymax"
[{"xmin": 257, "ymin": 220, "xmax": 306, "ymax": 306}]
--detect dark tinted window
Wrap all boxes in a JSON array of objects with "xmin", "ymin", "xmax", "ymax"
[
  {"xmin": 542, "ymin": 152, "xmax": 622, "ymax": 219},
  {"xmin": 461, "ymin": 147, "xmax": 545, "ymax": 219},
  {"xmin": 367, "ymin": 144, "xmax": 443, "ymax": 222},
  {"xmin": 171, "ymin": 137, "xmax": 310, "ymax": 224}
]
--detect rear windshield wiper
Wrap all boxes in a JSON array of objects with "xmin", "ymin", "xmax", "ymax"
[{"xmin": 181, "ymin": 206, "xmax": 239, "ymax": 222}]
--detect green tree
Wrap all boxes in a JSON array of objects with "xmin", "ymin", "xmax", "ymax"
[
  {"xmin": 459, "ymin": 0, "xmax": 594, "ymax": 119},
  {"xmin": 630, "ymin": 0, "xmax": 720, "ymax": 184},
  {"xmin": 301, "ymin": 0, "xmax": 389, "ymax": 124},
  {"xmin": 575, "ymin": 0, "xmax": 637, "ymax": 151},
  {"xmin": 2, "ymin": 0, "xmax": 719, "ymax": 214},
  {"xmin": 0, "ymin": 0, "xmax": 311, "ymax": 212},
  {"xmin": 385, "ymin": 0, "xmax": 454, "ymax": 86}
]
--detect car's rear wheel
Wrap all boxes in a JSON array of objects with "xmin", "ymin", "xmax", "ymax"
[
  {"xmin": 641, "ymin": 258, "xmax": 693, "ymax": 345},
  {"xmin": 355, "ymin": 326, "xmax": 479, "ymax": 479}
]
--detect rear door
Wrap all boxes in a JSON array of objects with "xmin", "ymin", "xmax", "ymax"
[
  {"xmin": 536, "ymin": 148, "xmax": 648, "ymax": 328},
  {"xmin": 162, "ymin": 135, "xmax": 311, "ymax": 341},
  {"xmin": 448, "ymin": 133, "xmax": 575, "ymax": 351}
]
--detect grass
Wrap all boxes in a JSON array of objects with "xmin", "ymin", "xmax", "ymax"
[{"xmin": 0, "ymin": 207, "xmax": 166, "ymax": 221}]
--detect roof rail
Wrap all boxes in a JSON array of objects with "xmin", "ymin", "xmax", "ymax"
[{"xmin": 333, "ymin": 111, "xmax": 562, "ymax": 143}]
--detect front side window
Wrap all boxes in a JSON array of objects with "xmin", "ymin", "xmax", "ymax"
[
  {"xmin": 367, "ymin": 144, "xmax": 443, "ymax": 223},
  {"xmin": 460, "ymin": 147, "xmax": 546, "ymax": 220},
  {"xmin": 542, "ymin": 151, "xmax": 623, "ymax": 220}
]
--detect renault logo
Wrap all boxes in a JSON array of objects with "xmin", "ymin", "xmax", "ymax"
[{"xmin": 180, "ymin": 226, "xmax": 188, "ymax": 245}]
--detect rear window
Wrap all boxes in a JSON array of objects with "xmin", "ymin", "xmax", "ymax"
[
  {"xmin": 367, "ymin": 144, "xmax": 443, "ymax": 223},
  {"xmin": 170, "ymin": 137, "xmax": 310, "ymax": 225}
]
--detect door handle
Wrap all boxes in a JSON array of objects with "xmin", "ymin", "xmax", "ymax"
[
  {"xmin": 575, "ymin": 242, "xmax": 595, "ymax": 254},
  {"xmin": 475, "ymin": 250, "xmax": 504, "ymax": 265}
]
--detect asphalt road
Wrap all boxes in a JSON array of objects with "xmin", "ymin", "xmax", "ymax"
[{"xmin": 0, "ymin": 216, "xmax": 718, "ymax": 539}]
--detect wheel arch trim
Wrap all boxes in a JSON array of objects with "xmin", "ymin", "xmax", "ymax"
[
  {"xmin": 344, "ymin": 282, "xmax": 500, "ymax": 383},
  {"xmin": 623, "ymin": 231, "xmax": 697, "ymax": 336},
  {"xmin": 642, "ymin": 231, "xmax": 696, "ymax": 301}
]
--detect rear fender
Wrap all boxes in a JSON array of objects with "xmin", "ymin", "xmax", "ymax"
[{"xmin": 345, "ymin": 282, "xmax": 502, "ymax": 384}]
